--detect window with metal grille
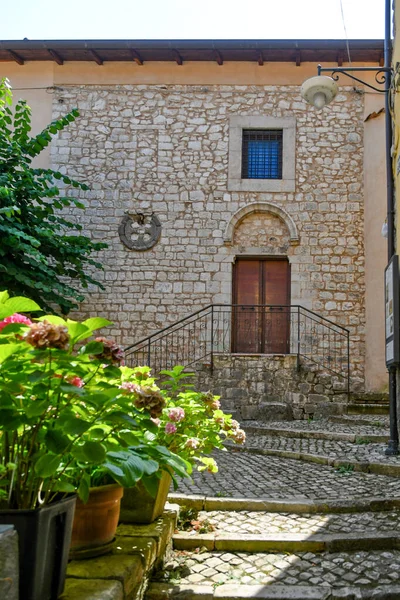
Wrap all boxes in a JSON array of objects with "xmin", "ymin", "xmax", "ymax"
[{"xmin": 241, "ymin": 129, "xmax": 283, "ymax": 179}]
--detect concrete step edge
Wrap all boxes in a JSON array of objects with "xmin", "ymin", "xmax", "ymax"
[
  {"xmin": 145, "ymin": 582, "xmax": 400, "ymax": 600},
  {"xmin": 168, "ymin": 493, "xmax": 400, "ymax": 513},
  {"xmin": 172, "ymin": 530, "xmax": 400, "ymax": 553}
]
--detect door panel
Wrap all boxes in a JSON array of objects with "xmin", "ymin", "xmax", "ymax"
[
  {"xmin": 233, "ymin": 259, "xmax": 290, "ymax": 353},
  {"xmin": 233, "ymin": 260, "xmax": 261, "ymax": 353},
  {"xmin": 263, "ymin": 260, "xmax": 290, "ymax": 354}
]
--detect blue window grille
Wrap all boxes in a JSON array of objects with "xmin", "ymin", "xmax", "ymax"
[{"xmin": 242, "ymin": 129, "xmax": 283, "ymax": 179}]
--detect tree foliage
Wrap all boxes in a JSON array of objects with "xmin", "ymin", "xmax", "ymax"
[{"xmin": 0, "ymin": 78, "xmax": 106, "ymax": 314}]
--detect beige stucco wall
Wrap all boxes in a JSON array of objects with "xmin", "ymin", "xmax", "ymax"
[
  {"xmin": 363, "ymin": 93, "xmax": 388, "ymax": 391},
  {"xmin": 1, "ymin": 62, "xmax": 54, "ymax": 168},
  {"xmin": 1, "ymin": 59, "xmax": 388, "ymax": 391}
]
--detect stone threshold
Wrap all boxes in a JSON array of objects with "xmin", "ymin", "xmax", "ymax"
[
  {"xmin": 243, "ymin": 426, "xmax": 388, "ymax": 443},
  {"xmin": 146, "ymin": 582, "xmax": 400, "ymax": 600},
  {"xmin": 228, "ymin": 445, "xmax": 400, "ymax": 477},
  {"xmin": 168, "ymin": 494, "xmax": 400, "ymax": 513},
  {"xmin": 61, "ymin": 509, "xmax": 178, "ymax": 600},
  {"xmin": 172, "ymin": 530, "xmax": 400, "ymax": 553}
]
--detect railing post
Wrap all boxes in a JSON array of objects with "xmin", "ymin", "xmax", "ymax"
[
  {"xmin": 147, "ymin": 338, "xmax": 151, "ymax": 368},
  {"xmin": 297, "ymin": 306, "xmax": 301, "ymax": 372},
  {"xmin": 210, "ymin": 305, "xmax": 214, "ymax": 374}
]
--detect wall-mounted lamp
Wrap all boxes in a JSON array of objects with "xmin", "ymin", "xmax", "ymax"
[
  {"xmin": 301, "ymin": 65, "xmax": 392, "ymax": 109},
  {"xmin": 301, "ymin": 75, "xmax": 338, "ymax": 109}
]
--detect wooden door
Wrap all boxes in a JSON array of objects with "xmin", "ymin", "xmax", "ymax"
[{"xmin": 232, "ymin": 259, "xmax": 290, "ymax": 354}]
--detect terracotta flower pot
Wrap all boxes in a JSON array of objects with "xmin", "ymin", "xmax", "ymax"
[
  {"xmin": 119, "ymin": 471, "xmax": 171, "ymax": 524},
  {"xmin": 69, "ymin": 484, "xmax": 123, "ymax": 559}
]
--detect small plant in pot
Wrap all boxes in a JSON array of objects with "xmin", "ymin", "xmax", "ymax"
[
  {"xmin": 0, "ymin": 292, "xmax": 190, "ymax": 598},
  {"xmin": 120, "ymin": 366, "xmax": 246, "ymax": 524}
]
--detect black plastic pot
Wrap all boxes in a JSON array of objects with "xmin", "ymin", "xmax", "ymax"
[{"xmin": 0, "ymin": 495, "xmax": 76, "ymax": 600}]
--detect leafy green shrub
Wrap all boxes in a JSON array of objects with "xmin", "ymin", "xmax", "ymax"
[
  {"xmin": 0, "ymin": 291, "xmax": 189, "ymax": 509},
  {"xmin": 0, "ymin": 78, "xmax": 106, "ymax": 314}
]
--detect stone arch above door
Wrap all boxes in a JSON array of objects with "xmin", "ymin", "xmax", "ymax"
[{"xmin": 223, "ymin": 202, "xmax": 299, "ymax": 247}]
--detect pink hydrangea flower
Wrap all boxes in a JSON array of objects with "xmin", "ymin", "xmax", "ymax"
[
  {"xmin": 120, "ymin": 381, "xmax": 140, "ymax": 394},
  {"xmin": 185, "ymin": 438, "xmax": 199, "ymax": 450},
  {"xmin": 165, "ymin": 422, "xmax": 177, "ymax": 435},
  {"xmin": 168, "ymin": 407, "xmax": 185, "ymax": 422},
  {"xmin": 68, "ymin": 376, "xmax": 84, "ymax": 388},
  {"xmin": 0, "ymin": 313, "xmax": 33, "ymax": 332}
]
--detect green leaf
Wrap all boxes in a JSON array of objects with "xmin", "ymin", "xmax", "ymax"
[
  {"xmin": 26, "ymin": 400, "xmax": 49, "ymax": 418},
  {"xmin": 66, "ymin": 321, "xmax": 89, "ymax": 344},
  {"xmin": 45, "ymin": 428, "xmax": 70, "ymax": 453},
  {"xmin": 0, "ymin": 408, "xmax": 21, "ymax": 430},
  {"xmin": 77, "ymin": 472, "xmax": 90, "ymax": 503},
  {"xmin": 34, "ymin": 454, "xmax": 62, "ymax": 477},
  {"xmin": 80, "ymin": 317, "xmax": 112, "ymax": 335},
  {"xmin": 62, "ymin": 417, "xmax": 91, "ymax": 436},
  {"xmin": 37, "ymin": 315, "xmax": 66, "ymax": 326},
  {"xmin": 4, "ymin": 297, "xmax": 41, "ymax": 313},
  {"xmin": 0, "ymin": 344, "xmax": 21, "ymax": 363},
  {"xmin": 0, "ymin": 291, "xmax": 9, "ymax": 304},
  {"xmin": 82, "ymin": 441, "xmax": 107, "ymax": 464},
  {"xmin": 140, "ymin": 474, "xmax": 162, "ymax": 498},
  {"xmin": 52, "ymin": 481, "xmax": 75, "ymax": 493},
  {"xmin": 79, "ymin": 341, "xmax": 104, "ymax": 355}
]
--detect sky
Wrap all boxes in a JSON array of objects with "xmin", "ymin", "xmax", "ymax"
[{"xmin": 0, "ymin": 0, "xmax": 386, "ymax": 40}]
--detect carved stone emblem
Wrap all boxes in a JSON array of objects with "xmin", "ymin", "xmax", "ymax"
[{"xmin": 118, "ymin": 212, "xmax": 161, "ymax": 251}]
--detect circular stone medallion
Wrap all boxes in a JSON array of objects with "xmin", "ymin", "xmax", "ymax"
[{"xmin": 118, "ymin": 213, "xmax": 161, "ymax": 251}]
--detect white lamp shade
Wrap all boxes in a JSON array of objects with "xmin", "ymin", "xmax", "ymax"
[{"xmin": 301, "ymin": 75, "xmax": 339, "ymax": 109}]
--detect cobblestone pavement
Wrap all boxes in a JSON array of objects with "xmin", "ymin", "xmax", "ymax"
[
  {"xmin": 156, "ymin": 549, "xmax": 400, "ymax": 587},
  {"xmin": 244, "ymin": 418, "xmax": 389, "ymax": 437},
  {"xmin": 175, "ymin": 449, "xmax": 400, "ymax": 499},
  {"xmin": 190, "ymin": 510, "xmax": 400, "ymax": 535},
  {"xmin": 242, "ymin": 433, "xmax": 398, "ymax": 464}
]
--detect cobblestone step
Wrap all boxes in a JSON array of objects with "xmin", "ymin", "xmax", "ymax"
[
  {"xmin": 146, "ymin": 582, "xmax": 400, "ymax": 600},
  {"xmin": 147, "ymin": 548, "xmax": 400, "ymax": 596},
  {"xmin": 347, "ymin": 403, "xmax": 389, "ymax": 415},
  {"xmin": 328, "ymin": 415, "xmax": 389, "ymax": 427},
  {"xmin": 176, "ymin": 509, "xmax": 400, "ymax": 536},
  {"xmin": 235, "ymin": 433, "xmax": 399, "ymax": 475},
  {"xmin": 172, "ymin": 449, "xmax": 400, "ymax": 503},
  {"xmin": 242, "ymin": 425, "xmax": 388, "ymax": 443}
]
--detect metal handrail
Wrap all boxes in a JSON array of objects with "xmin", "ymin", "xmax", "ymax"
[{"xmin": 124, "ymin": 304, "xmax": 350, "ymax": 396}]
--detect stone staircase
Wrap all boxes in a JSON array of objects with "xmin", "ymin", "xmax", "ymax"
[{"xmin": 145, "ymin": 400, "xmax": 400, "ymax": 600}]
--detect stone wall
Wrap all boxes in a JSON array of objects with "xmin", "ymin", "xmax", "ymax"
[
  {"xmin": 194, "ymin": 355, "xmax": 348, "ymax": 421},
  {"xmin": 51, "ymin": 83, "xmax": 366, "ymax": 388}
]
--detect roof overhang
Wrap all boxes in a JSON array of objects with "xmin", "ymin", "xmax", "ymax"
[{"xmin": 0, "ymin": 39, "xmax": 385, "ymax": 66}]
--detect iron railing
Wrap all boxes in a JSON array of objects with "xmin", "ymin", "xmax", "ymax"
[{"xmin": 124, "ymin": 304, "xmax": 350, "ymax": 395}]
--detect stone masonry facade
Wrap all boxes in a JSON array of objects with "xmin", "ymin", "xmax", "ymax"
[{"xmin": 51, "ymin": 83, "xmax": 365, "ymax": 393}]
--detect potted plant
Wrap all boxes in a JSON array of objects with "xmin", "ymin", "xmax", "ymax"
[
  {"xmin": 120, "ymin": 366, "xmax": 246, "ymax": 524},
  {"xmin": 0, "ymin": 291, "xmax": 190, "ymax": 597}
]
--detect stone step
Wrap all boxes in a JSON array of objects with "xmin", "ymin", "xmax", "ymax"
[
  {"xmin": 172, "ymin": 509, "xmax": 400, "ymax": 553},
  {"xmin": 173, "ymin": 531, "xmax": 400, "ymax": 553},
  {"xmin": 329, "ymin": 415, "xmax": 389, "ymax": 427},
  {"xmin": 171, "ymin": 448, "xmax": 400, "ymax": 507},
  {"xmin": 174, "ymin": 508, "xmax": 400, "ymax": 537},
  {"xmin": 243, "ymin": 425, "xmax": 388, "ymax": 443},
  {"xmin": 146, "ymin": 582, "xmax": 400, "ymax": 599},
  {"xmin": 347, "ymin": 404, "xmax": 389, "ymax": 415},
  {"xmin": 236, "ymin": 434, "xmax": 399, "ymax": 476},
  {"xmin": 147, "ymin": 548, "xmax": 400, "ymax": 597}
]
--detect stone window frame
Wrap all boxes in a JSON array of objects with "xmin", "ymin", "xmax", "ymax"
[{"xmin": 228, "ymin": 116, "xmax": 296, "ymax": 192}]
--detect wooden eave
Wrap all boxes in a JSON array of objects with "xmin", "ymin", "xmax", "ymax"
[{"xmin": 0, "ymin": 39, "xmax": 385, "ymax": 65}]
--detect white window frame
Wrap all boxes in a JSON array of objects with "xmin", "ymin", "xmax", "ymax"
[{"xmin": 228, "ymin": 116, "xmax": 296, "ymax": 193}]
